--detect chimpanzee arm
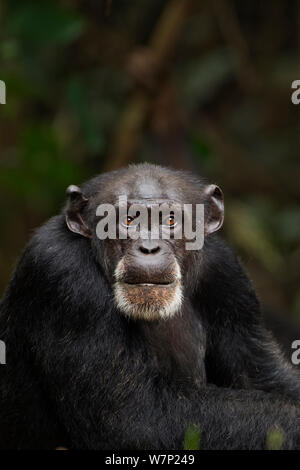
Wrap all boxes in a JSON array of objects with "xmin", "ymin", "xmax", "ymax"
[
  {"xmin": 2, "ymin": 222, "xmax": 300, "ymax": 450},
  {"xmin": 200, "ymin": 237, "xmax": 300, "ymax": 399}
]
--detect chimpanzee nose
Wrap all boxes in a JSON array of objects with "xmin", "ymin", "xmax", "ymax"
[{"xmin": 138, "ymin": 240, "xmax": 161, "ymax": 255}]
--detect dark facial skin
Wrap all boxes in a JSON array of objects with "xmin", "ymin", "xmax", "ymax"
[{"xmin": 65, "ymin": 165, "xmax": 224, "ymax": 319}]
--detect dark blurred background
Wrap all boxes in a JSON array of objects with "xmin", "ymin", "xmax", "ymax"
[{"xmin": 0, "ymin": 0, "xmax": 299, "ymax": 324}]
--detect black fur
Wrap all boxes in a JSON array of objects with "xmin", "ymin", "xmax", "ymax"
[{"xmin": 1, "ymin": 163, "xmax": 300, "ymax": 450}]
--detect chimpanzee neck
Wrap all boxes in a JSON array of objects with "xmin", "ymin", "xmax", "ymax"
[{"xmin": 139, "ymin": 301, "xmax": 206, "ymax": 388}]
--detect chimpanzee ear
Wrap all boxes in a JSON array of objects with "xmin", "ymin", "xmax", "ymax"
[
  {"xmin": 65, "ymin": 185, "xmax": 92, "ymax": 238},
  {"xmin": 204, "ymin": 184, "xmax": 224, "ymax": 236}
]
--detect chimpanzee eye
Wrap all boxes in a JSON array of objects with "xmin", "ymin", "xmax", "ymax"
[
  {"xmin": 125, "ymin": 216, "xmax": 134, "ymax": 226},
  {"xmin": 163, "ymin": 214, "xmax": 176, "ymax": 227}
]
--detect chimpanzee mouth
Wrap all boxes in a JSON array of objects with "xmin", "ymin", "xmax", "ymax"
[
  {"xmin": 114, "ymin": 279, "xmax": 182, "ymax": 321},
  {"xmin": 123, "ymin": 281, "xmax": 177, "ymax": 287},
  {"xmin": 113, "ymin": 257, "xmax": 183, "ymax": 320}
]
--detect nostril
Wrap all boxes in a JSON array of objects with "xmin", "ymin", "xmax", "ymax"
[{"xmin": 139, "ymin": 245, "xmax": 160, "ymax": 255}]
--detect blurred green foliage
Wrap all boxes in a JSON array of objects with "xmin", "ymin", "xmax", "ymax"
[
  {"xmin": 266, "ymin": 427, "xmax": 284, "ymax": 451},
  {"xmin": 184, "ymin": 424, "xmax": 201, "ymax": 451}
]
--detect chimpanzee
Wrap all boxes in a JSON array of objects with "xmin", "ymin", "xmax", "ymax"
[{"xmin": 1, "ymin": 163, "xmax": 300, "ymax": 450}]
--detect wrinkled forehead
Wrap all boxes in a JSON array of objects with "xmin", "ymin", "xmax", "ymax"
[
  {"xmin": 117, "ymin": 175, "xmax": 180, "ymax": 202},
  {"xmin": 92, "ymin": 168, "xmax": 202, "ymax": 207}
]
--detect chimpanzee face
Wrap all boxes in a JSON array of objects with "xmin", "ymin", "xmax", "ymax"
[
  {"xmin": 110, "ymin": 199, "xmax": 184, "ymax": 321},
  {"xmin": 65, "ymin": 164, "xmax": 224, "ymax": 321}
]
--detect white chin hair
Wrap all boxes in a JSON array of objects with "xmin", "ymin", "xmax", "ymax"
[{"xmin": 113, "ymin": 281, "xmax": 183, "ymax": 321}]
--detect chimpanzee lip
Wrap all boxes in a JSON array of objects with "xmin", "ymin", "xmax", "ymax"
[{"xmin": 122, "ymin": 280, "xmax": 177, "ymax": 287}]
